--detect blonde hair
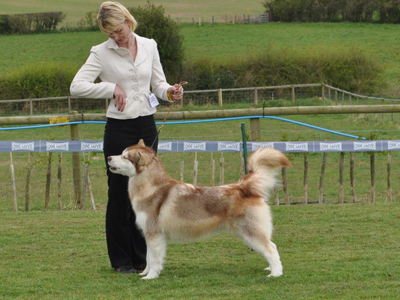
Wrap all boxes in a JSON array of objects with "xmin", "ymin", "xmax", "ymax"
[{"xmin": 97, "ymin": 1, "xmax": 137, "ymax": 34}]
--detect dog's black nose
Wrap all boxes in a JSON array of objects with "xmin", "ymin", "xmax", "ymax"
[{"xmin": 107, "ymin": 156, "xmax": 112, "ymax": 162}]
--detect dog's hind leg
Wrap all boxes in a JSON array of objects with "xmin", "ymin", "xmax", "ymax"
[
  {"xmin": 239, "ymin": 227, "xmax": 283, "ymax": 277},
  {"xmin": 264, "ymin": 241, "xmax": 279, "ymax": 271},
  {"xmin": 235, "ymin": 209, "xmax": 283, "ymax": 277},
  {"xmin": 141, "ymin": 234, "xmax": 167, "ymax": 280}
]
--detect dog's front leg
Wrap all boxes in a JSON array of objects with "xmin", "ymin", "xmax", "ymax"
[
  {"xmin": 139, "ymin": 252, "xmax": 151, "ymax": 276},
  {"xmin": 141, "ymin": 234, "xmax": 167, "ymax": 280}
]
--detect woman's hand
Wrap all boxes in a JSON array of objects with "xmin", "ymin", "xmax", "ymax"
[
  {"xmin": 113, "ymin": 85, "xmax": 127, "ymax": 111},
  {"xmin": 167, "ymin": 82, "xmax": 186, "ymax": 101}
]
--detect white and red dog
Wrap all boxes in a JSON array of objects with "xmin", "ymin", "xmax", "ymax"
[{"xmin": 107, "ymin": 140, "xmax": 289, "ymax": 279}]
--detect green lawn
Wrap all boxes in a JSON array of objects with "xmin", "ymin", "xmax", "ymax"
[{"xmin": 1, "ymin": 203, "xmax": 399, "ymax": 299}]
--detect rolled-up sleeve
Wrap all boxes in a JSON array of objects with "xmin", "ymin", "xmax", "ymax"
[{"xmin": 70, "ymin": 47, "xmax": 115, "ymax": 99}]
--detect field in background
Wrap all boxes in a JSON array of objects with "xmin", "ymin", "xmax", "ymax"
[
  {"xmin": 0, "ymin": 23, "xmax": 399, "ymax": 95},
  {"xmin": 0, "ymin": 0, "xmax": 264, "ymax": 26}
]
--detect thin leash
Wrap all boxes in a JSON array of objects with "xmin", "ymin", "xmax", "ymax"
[{"xmin": 151, "ymin": 81, "xmax": 188, "ymax": 149}]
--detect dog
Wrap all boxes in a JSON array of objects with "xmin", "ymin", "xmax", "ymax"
[{"xmin": 107, "ymin": 140, "xmax": 290, "ymax": 279}]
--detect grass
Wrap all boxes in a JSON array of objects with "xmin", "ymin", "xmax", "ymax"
[
  {"xmin": 1, "ymin": 203, "xmax": 399, "ymax": 299},
  {"xmin": 1, "ymin": 2, "xmax": 400, "ymax": 298},
  {"xmin": 0, "ymin": 0, "xmax": 265, "ymax": 26},
  {"xmin": 0, "ymin": 23, "xmax": 399, "ymax": 95},
  {"xmin": 180, "ymin": 22, "xmax": 400, "ymax": 91}
]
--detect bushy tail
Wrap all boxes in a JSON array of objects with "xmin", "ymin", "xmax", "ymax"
[{"xmin": 243, "ymin": 147, "xmax": 290, "ymax": 201}]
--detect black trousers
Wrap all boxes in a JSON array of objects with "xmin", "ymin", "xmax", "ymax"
[{"xmin": 103, "ymin": 115, "xmax": 158, "ymax": 269}]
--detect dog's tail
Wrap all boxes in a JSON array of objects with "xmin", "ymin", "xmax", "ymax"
[{"xmin": 244, "ymin": 147, "xmax": 290, "ymax": 200}]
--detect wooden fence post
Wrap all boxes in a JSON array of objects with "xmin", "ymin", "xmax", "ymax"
[
  {"xmin": 180, "ymin": 161, "xmax": 184, "ymax": 181},
  {"xmin": 193, "ymin": 152, "xmax": 198, "ymax": 185},
  {"xmin": 250, "ymin": 118, "xmax": 260, "ymax": 141},
  {"xmin": 319, "ymin": 153, "xmax": 326, "ymax": 204},
  {"xmin": 218, "ymin": 89, "xmax": 223, "ymax": 107},
  {"xmin": 68, "ymin": 96, "xmax": 71, "ymax": 112},
  {"xmin": 210, "ymin": 152, "xmax": 215, "ymax": 186},
  {"xmin": 292, "ymin": 85, "xmax": 295, "ymax": 103},
  {"xmin": 350, "ymin": 152, "xmax": 356, "ymax": 203},
  {"xmin": 274, "ymin": 186, "xmax": 280, "ymax": 206},
  {"xmin": 44, "ymin": 152, "xmax": 52, "ymax": 210},
  {"xmin": 70, "ymin": 112, "xmax": 83, "ymax": 209},
  {"xmin": 370, "ymin": 153, "xmax": 375, "ymax": 203},
  {"xmin": 82, "ymin": 155, "xmax": 89, "ymax": 209},
  {"xmin": 339, "ymin": 152, "xmax": 344, "ymax": 203},
  {"xmin": 219, "ymin": 153, "xmax": 224, "ymax": 185},
  {"xmin": 254, "ymin": 88, "xmax": 258, "ymax": 104},
  {"xmin": 25, "ymin": 153, "xmax": 32, "ymax": 211},
  {"xmin": 334, "ymin": 89, "xmax": 338, "ymax": 105},
  {"xmin": 387, "ymin": 152, "xmax": 392, "ymax": 202},
  {"xmin": 282, "ymin": 167, "xmax": 289, "ymax": 205},
  {"xmin": 57, "ymin": 153, "xmax": 63, "ymax": 210},
  {"xmin": 10, "ymin": 152, "xmax": 18, "ymax": 212},
  {"xmin": 303, "ymin": 154, "xmax": 308, "ymax": 204},
  {"xmin": 29, "ymin": 98, "xmax": 33, "ymax": 115}
]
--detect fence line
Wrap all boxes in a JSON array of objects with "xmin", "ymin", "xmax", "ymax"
[
  {"xmin": 3, "ymin": 139, "xmax": 400, "ymax": 153},
  {"xmin": 2, "ymin": 84, "xmax": 400, "ymax": 211},
  {"xmin": 1, "ymin": 83, "xmax": 400, "ymax": 117},
  {"xmin": 2, "ymin": 149, "xmax": 398, "ymax": 212},
  {"xmin": 0, "ymin": 83, "xmax": 400, "ymax": 120}
]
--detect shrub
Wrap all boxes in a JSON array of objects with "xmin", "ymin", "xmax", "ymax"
[
  {"xmin": 0, "ymin": 63, "xmax": 76, "ymax": 100},
  {"xmin": 181, "ymin": 46, "xmax": 385, "ymax": 94},
  {"xmin": 129, "ymin": 1, "xmax": 184, "ymax": 82},
  {"xmin": 0, "ymin": 12, "xmax": 65, "ymax": 34}
]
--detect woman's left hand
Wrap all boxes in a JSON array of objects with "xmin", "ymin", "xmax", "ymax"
[{"xmin": 167, "ymin": 83, "xmax": 185, "ymax": 101}]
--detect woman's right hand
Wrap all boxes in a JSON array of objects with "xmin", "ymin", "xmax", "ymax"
[{"xmin": 113, "ymin": 85, "xmax": 127, "ymax": 112}]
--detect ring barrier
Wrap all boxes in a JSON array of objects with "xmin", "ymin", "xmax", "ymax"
[
  {"xmin": 2, "ymin": 115, "xmax": 387, "ymax": 153},
  {"xmin": 0, "ymin": 115, "xmax": 365, "ymax": 140},
  {"xmin": 1, "ymin": 140, "xmax": 400, "ymax": 153}
]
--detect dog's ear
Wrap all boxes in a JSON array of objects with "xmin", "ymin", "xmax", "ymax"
[
  {"xmin": 136, "ymin": 151, "xmax": 141, "ymax": 164},
  {"xmin": 138, "ymin": 139, "xmax": 145, "ymax": 147}
]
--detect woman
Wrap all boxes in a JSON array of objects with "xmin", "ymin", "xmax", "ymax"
[{"xmin": 70, "ymin": 1, "xmax": 184, "ymax": 274}]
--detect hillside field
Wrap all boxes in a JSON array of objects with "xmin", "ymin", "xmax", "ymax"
[
  {"xmin": 0, "ymin": 22, "xmax": 399, "ymax": 95},
  {"xmin": 0, "ymin": 0, "xmax": 265, "ymax": 25}
]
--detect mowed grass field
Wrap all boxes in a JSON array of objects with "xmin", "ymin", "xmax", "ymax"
[
  {"xmin": 1, "ymin": 3, "xmax": 400, "ymax": 299},
  {"xmin": 0, "ymin": 0, "xmax": 265, "ymax": 25},
  {"xmin": 1, "ymin": 203, "xmax": 400, "ymax": 299}
]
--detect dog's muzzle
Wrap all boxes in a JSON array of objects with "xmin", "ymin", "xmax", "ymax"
[{"xmin": 107, "ymin": 156, "xmax": 117, "ymax": 172}]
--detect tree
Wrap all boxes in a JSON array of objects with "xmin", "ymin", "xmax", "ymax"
[{"xmin": 129, "ymin": 2, "xmax": 184, "ymax": 81}]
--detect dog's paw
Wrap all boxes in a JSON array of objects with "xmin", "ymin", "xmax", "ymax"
[
  {"xmin": 265, "ymin": 266, "xmax": 271, "ymax": 271},
  {"xmin": 267, "ymin": 271, "xmax": 283, "ymax": 278},
  {"xmin": 141, "ymin": 273, "xmax": 159, "ymax": 280},
  {"xmin": 139, "ymin": 268, "xmax": 149, "ymax": 276}
]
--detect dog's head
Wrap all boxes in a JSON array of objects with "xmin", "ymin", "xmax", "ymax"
[{"xmin": 107, "ymin": 139, "xmax": 155, "ymax": 177}]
